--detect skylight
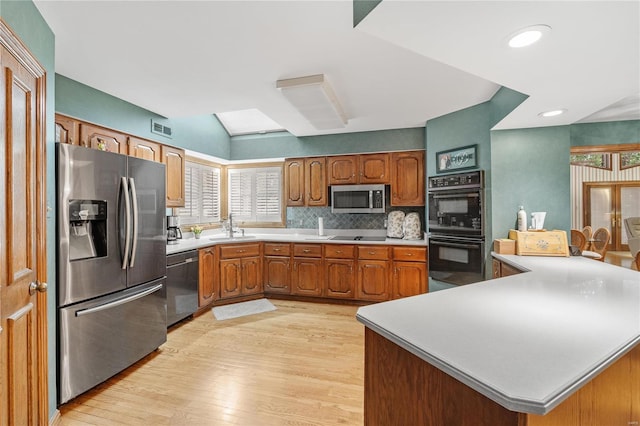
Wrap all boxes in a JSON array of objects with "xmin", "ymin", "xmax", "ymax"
[{"xmin": 216, "ymin": 109, "xmax": 285, "ymax": 136}]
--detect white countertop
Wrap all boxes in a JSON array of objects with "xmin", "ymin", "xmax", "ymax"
[
  {"xmin": 356, "ymin": 253, "xmax": 640, "ymax": 415},
  {"xmin": 166, "ymin": 228, "xmax": 427, "ymax": 255}
]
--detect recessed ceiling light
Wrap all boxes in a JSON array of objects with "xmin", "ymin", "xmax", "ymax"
[
  {"xmin": 508, "ymin": 25, "xmax": 551, "ymax": 48},
  {"xmin": 538, "ymin": 109, "xmax": 567, "ymax": 118}
]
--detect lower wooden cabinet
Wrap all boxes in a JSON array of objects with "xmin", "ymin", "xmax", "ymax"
[
  {"xmin": 391, "ymin": 247, "xmax": 428, "ymax": 299},
  {"xmin": 264, "ymin": 243, "xmax": 291, "ymax": 294},
  {"xmin": 199, "ymin": 241, "xmax": 427, "ymax": 307},
  {"xmin": 264, "ymin": 256, "xmax": 291, "ymax": 294},
  {"xmin": 198, "ymin": 246, "xmax": 217, "ymax": 307},
  {"xmin": 492, "ymin": 258, "xmax": 524, "ymax": 278},
  {"xmin": 325, "ymin": 258, "xmax": 356, "ymax": 298},
  {"xmin": 357, "ymin": 246, "xmax": 391, "ymax": 301},
  {"xmin": 392, "ymin": 261, "xmax": 427, "ymax": 299},
  {"xmin": 292, "ymin": 257, "xmax": 323, "ymax": 296},
  {"xmin": 219, "ymin": 243, "xmax": 262, "ymax": 299}
]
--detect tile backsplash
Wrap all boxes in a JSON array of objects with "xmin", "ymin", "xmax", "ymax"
[{"xmin": 286, "ymin": 207, "xmax": 425, "ymax": 230}]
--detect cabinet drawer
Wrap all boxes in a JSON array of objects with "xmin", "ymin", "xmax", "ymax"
[
  {"xmin": 324, "ymin": 244, "xmax": 355, "ymax": 259},
  {"xmin": 358, "ymin": 246, "xmax": 390, "ymax": 260},
  {"xmin": 293, "ymin": 244, "xmax": 322, "ymax": 258},
  {"xmin": 264, "ymin": 242, "xmax": 291, "ymax": 256},
  {"xmin": 392, "ymin": 246, "xmax": 427, "ymax": 262},
  {"xmin": 219, "ymin": 243, "xmax": 261, "ymax": 259}
]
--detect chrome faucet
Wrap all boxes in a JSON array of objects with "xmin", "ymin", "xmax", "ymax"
[{"xmin": 227, "ymin": 213, "xmax": 233, "ymax": 238}]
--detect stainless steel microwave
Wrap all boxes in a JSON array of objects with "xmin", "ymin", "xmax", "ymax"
[{"xmin": 331, "ymin": 184, "xmax": 385, "ymax": 214}]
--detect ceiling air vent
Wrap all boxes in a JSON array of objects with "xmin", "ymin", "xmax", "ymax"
[{"xmin": 151, "ymin": 119, "xmax": 173, "ymax": 138}]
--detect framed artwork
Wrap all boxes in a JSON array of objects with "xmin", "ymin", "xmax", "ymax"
[{"xmin": 436, "ymin": 144, "xmax": 477, "ymax": 173}]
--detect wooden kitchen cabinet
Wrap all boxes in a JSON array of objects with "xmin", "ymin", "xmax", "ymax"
[
  {"xmin": 128, "ymin": 136, "xmax": 162, "ymax": 162},
  {"xmin": 219, "ymin": 243, "xmax": 262, "ymax": 299},
  {"xmin": 324, "ymin": 244, "xmax": 356, "ymax": 299},
  {"xmin": 328, "ymin": 155, "xmax": 358, "ymax": 185},
  {"xmin": 162, "ymin": 145, "xmax": 186, "ymax": 208},
  {"xmin": 492, "ymin": 258, "xmax": 523, "ymax": 278},
  {"xmin": 357, "ymin": 246, "xmax": 391, "ymax": 301},
  {"xmin": 264, "ymin": 243, "xmax": 291, "ymax": 294},
  {"xmin": 198, "ymin": 246, "xmax": 217, "ymax": 307},
  {"xmin": 328, "ymin": 153, "xmax": 390, "ymax": 185},
  {"xmin": 284, "ymin": 158, "xmax": 305, "ymax": 206},
  {"xmin": 292, "ymin": 244, "xmax": 323, "ymax": 296},
  {"xmin": 391, "ymin": 246, "xmax": 427, "ymax": 299},
  {"xmin": 305, "ymin": 157, "xmax": 327, "ymax": 206},
  {"xmin": 359, "ymin": 153, "xmax": 390, "ymax": 184},
  {"xmin": 285, "ymin": 157, "xmax": 327, "ymax": 206},
  {"xmin": 391, "ymin": 150, "xmax": 425, "ymax": 206},
  {"xmin": 55, "ymin": 113, "xmax": 80, "ymax": 145},
  {"xmin": 80, "ymin": 122, "xmax": 128, "ymax": 154}
]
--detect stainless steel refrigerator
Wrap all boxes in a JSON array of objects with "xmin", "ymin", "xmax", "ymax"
[{"xmin": 56, "ymin": 143, "xmax": 167, "ymax": 405}]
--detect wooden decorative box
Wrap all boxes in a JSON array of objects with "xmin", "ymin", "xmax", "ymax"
[
  {"xmin": 514, "ymin": 230, "xmax": 570, "ymax": 257},
  {"xmin": 494, "ymin": 239, "xmax": 516, "ymax": 255}
]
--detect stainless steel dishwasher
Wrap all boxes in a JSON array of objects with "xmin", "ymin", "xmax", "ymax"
[{"xmin": 166, "ymin": 250, "xmax": 199, "ymax": 327}]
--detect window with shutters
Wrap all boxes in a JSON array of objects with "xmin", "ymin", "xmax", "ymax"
[
  {"xmin": 228, "ymin": 166, "xmax": 283, "ymax": 225},
  {"xmin": 178, "ymin": 160, "xmax": 221, "ymax": 225}
]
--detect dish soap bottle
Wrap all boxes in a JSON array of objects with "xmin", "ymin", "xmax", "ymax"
[{"xmin": 517, "ymin": 206, "xmax": 527, "ymax": 232}]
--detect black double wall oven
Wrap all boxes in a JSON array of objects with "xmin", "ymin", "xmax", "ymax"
[{"xmin": 428, "ymin": 170, "xmax": 485, "ymax": 285}]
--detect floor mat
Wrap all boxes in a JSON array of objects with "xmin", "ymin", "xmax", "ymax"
[{"xmin": 212, "ymin": 298, "xmax": 277, "ymax": 321}]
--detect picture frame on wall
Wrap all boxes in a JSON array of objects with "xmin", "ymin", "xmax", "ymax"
[{"xmin": 436, "ymin": 144, "xmax": 477, "ymax": 173}]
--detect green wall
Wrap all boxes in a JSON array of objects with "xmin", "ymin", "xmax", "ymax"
[
  {"xmin": 230, "ymin": 127, "xmax": 424, "ymax": 160},
  {"xmin": 570, "ymin": 120, "xmax": 640, "ymax": 147},
  {"xmin": 0, "ymin": 0, "xmax": 57, "ymax": 418},
  {"xmin": 491, "ymin": 126, "xmax": 571, "ymax": 239},
  {"xmin": 56, "ymin": 74, "xmax": 232, "ymax": 159},
  {"xmin": 425, "ymin": 87, "xmax": 528, "ymax": 245}
]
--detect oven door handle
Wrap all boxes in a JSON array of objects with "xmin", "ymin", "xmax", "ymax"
[
  {"xmin": 431, "ymin": 193, "xmax": 480, "ymax": 199},
  {"xmin": 430, "ymin": 240, "xmax": 481, "ymax": 249}
]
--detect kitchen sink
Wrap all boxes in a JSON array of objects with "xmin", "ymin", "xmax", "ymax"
[
  {"xmin": 331, "ymin": 235, "xmax": 387, "ymax": 242},
  {"xmin": 208, "ymin": 235, "xmax": 257, "ymax": 242}
]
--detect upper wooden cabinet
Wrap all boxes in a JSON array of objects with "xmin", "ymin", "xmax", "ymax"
[
  {"xmin": 359, "ymin": 153, "xmax": 390, "ymax": 184},
  {"xmin": 285, "ymin": 157, "xmax": 328, "ymax": 207},
  {"xmin": 305, "ymin": 157, "xmax": 327, "ymax": 206},
  {"xmin": 80, "ymin": 123, "xmax": 128, "ymax": 154},
  {"xmin": 391, "ymin": 150, "xmax": 425, "ymax": 206},
  {"xmin": 128, "ymin": 136, "xmax": 161, "ymax": 162},
  {"xmin": 55, "ymin": 114, "xmax": 80, "ymax": 145},
  {"xmin": 328, "ymin": 155, "xmax": 358, "ymax": 185},
  {"xmin": 328, "ymin": 153, "xmax": 390, "ymax": 185},
  {"xmin": 284, "ymin": 158, "xmax": 305, "ymax": 206},
  {"xmin": 162, "ymin": 145, "xmax": 186, "ymax": 208}
]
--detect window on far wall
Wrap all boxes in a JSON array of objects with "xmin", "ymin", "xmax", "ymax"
[
  {"xmin": 178, "ymin": 160, "xmax": 221, "ymax": 226},
  {"xmin": 228, "ymin": 165, "xmax": 283, "ymax": 225},
  {"xmin": 570, "ymin": 153, "xmax": 612, "ymax": 170},
  {"xmin": 620, "ymin": 151, "xmax": 640, "ymax": 170}
]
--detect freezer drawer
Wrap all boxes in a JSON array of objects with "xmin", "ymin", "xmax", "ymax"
[{"xmin": 57, "ymin": 279, "xmax": 167, "ymax": 405}]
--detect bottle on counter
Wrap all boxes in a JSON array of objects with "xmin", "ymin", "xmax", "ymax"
[
  {"xmin": 318, "ymin": 217, "xmax": 324, "ymax": 236},
  {"xmin": 517, "ymin": 206, "xmax": 527, "ymax": 232}
]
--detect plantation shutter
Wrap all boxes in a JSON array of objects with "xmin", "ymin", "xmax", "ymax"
[
  {"xmin": 178, "ymin": 161, "xmax": 221, "ymax": 225},
  {"xmin": 201, "ymin": 167, "xmax": 221, "ymax": 222},
  {"xmin": 228, "ymin": 166, "xmax": 282, "ymax": 223},
  {"xmin": 256, "ymin": 169, "xmax": 282, "ymax": 222},
  {"xmin": 228, "ymin": 170, "xmax": 253, "ymax": 220}
]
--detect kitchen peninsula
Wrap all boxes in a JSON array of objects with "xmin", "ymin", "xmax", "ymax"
[{"xmin": 357, "ymin": 254, "xmax": 640, "ymax": 425}]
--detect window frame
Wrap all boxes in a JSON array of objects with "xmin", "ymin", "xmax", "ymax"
[
  {"xmin": 226, "ymin": 162, "xmax": 286, "ymax": 228},
  {"xmin": 177, "ymin": 157, "xmax": 223, "ymax": 228}
]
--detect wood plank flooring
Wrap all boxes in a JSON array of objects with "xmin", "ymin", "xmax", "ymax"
[{"xmin": 56, "ymin": 300, "xmax": 364, "ymax": 425}]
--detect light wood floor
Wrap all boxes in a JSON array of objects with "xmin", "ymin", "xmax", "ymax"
[{"xmin": 57, "ymin": 300, "xmax": 365, "ymax": 425}]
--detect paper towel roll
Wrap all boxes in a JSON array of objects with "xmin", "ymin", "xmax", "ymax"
[{"xmin": 318, "ymin": 217, "xmax": 324, "ymax": 236}]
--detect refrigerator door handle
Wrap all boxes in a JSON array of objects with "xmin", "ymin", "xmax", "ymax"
[
  {"xmin": 129, "ymin": 177, "xmax": 139, "ymax": 268},
  {"xmin": 75, "ymin": 283, "xmax": 163, "ymax": 317},
  {"xmin": 121, "ymin": 176, "xmax": 131, "ymax": 269}
]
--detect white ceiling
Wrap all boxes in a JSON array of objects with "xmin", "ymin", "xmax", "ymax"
[{"xmin": 34, "ymin": 1, "xmax": 640, "ymax": 137}]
